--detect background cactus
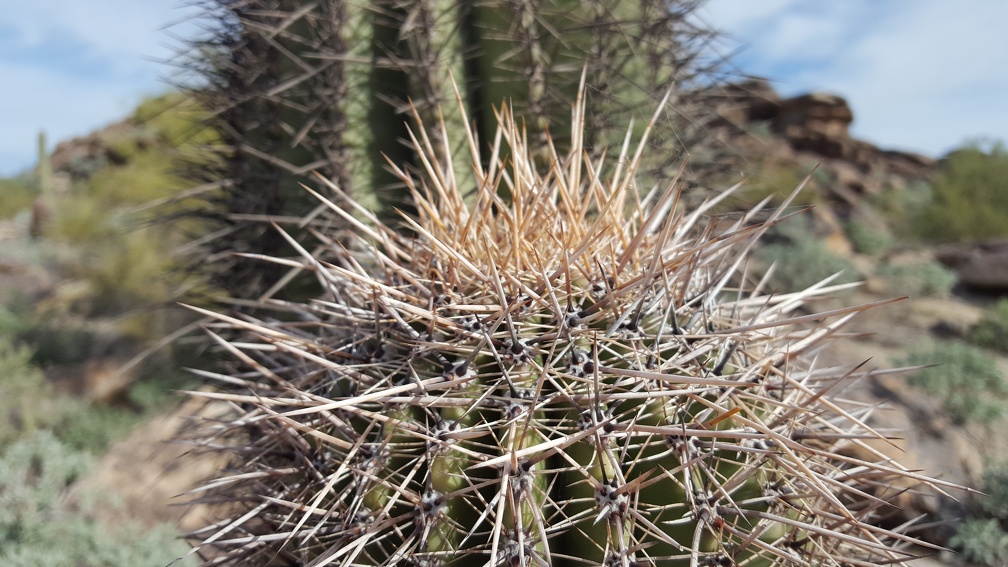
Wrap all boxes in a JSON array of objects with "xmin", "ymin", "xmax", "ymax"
[
  {"xmin": 183, "ymin": 86, "xmax": 950, "ymax": 566},
  {"xmin": 176, "ymin": 0, "xmax": 727, "ymax": 301}
]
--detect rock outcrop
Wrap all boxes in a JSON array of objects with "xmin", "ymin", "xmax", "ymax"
[
  {"xmin": 706, "ymin": 79, "xmax": 936, "ymax": 200},
  {"xmin": 936, "ymin": 238, "xmax": 1008, "ymax": 292},
  {"xmin": 49, "ymin": 118, "xmax": 136, "ymax": 181}
]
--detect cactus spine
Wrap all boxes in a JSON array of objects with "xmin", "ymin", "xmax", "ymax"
[
  {"xmin": 179, "ymin": 0, "xmax": 722, "ymax": 300},
  {"xmin": 184, "ymin": 85, "xmax": 949, "ymax": 566}
]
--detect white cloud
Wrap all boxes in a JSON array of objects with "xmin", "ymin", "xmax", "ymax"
[
  {"xmin": 702, "ymin": 0, "xmax": 1008, "ymax": 156},
  {"xmin": 0, "ymin": 0, "xmax": 203, "ymax": 176}
]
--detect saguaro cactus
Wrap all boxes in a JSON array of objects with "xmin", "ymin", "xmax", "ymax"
[
  {"xmin": 178, "ymin": 0, "xmax": 725, "ymax": 300},
  {"xmin": 183, "ymin": 86, "xmax": 950, "ymax": 566},
  {"xmin": 30, "ymin": 130, "xmax": 53, "ymax": 238}
]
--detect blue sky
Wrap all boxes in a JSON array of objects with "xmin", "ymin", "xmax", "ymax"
[
  {"xmin": 699, "ymin": 0, "xmax": 1008, "ymax": 155},
  {"xmin": 1, "ymin": 1, "xmax": 1006, "ymax": 176}
]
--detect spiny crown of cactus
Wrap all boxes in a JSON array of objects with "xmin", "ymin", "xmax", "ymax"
[{"xmin": 184, "ymin": 83, "xmax": 951, "ymax": 566}]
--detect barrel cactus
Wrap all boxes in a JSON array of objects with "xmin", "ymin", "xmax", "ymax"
[{"xmin": 184, "ymin": 86, "xmax": 947, "ymax": 566}]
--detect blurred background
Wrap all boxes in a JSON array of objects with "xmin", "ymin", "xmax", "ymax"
[{"xmin": 1, "ymin": 1, "xmax": 1007, "ymax": 565}]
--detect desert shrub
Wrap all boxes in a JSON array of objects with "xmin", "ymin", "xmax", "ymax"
[
  {"xmin": 757, "ymin": 223, "xmax": 860, "ymax": 293},
  {"xmin": 947, "ymin": 461, "xmax": 1008, "ymax": 566},
  {"xmin": 877, "ymin": 261, "xmax": 957, "ymax": 297},
  {"xmin": 845, "ymin": 220, "xmax": 892, "ymax": 256},
  {"xmin": 971, "ymin": 299, "xmax": 1008, "ymax": 353},
  {"xmin": 745, "ymin": 120, "xmax": 773, "ymax": 139},
  {"xmin": 0, "ymin": 334, "xmax": 140, "ymax": 454},
  {"xmin": 84, "ymin": 151, "xmax": 181, "ymax": 206},
  {"xmin": 0, "ymin": 175, "xmax": 37, "ymax": 219},
  {"xmin": 126, "ymin": 370, "xmax": 195, "ymax": 413},
  {"xmin": 55, "ymin": 402, "xmax": 145, "ymax": 455},
  {"xmin": 901, "ymin": 341, "xmax": 1007, "ymax": 423},
  {"xmin": 980, "ymin": 461, "xmax": 1008, "ymax": 520},
  {"xmin": 740, "ymin": 163, "xmax": 823, "ymax": 207},
  {"xmin": 0, "ymin": 431, "xmax": 193, "ymax": 566},
  {"xmin": 49, "ymin": 194, "xmax": 119, "ymax": 243},
  {"xmin": 913, "ymin": 142, "xmax": 1008, "ymax": 243},
  {"xmin": 0, "ymin": 306, "xmax": 24, "ymax": 338},
  {"xmin": 25, "ymin": 326, "xmax": 97, "ymax": 366},
  {"xmin": 63, "ymin": 154, "xmax": 108, "ymax": 181},
  {"xmin": 871, "ymin": 180, "xmax": 933, "ymax": 240},
  {"xmin": 1, "ymin": 338, "xmax": 181, "ymax": 457},
  {"xmin": 0, "ymin": 339, "xmax": 53, "ymax": 446},
  {"xmin": 950, "ymin": 519, "xmax": 1008, "ymax": 566},
  {"xmin": 134, "ymin": 93, "xmax": 218, "ymax": 151}
]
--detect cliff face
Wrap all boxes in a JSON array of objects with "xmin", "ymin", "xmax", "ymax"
[{"xmin": 706, "ymin": 79, "xmax": 935, "ymax": 200}]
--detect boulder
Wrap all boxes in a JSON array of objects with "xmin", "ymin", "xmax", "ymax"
[
  {"xmin": 710, "ymin": 79, "xmax": 781, "ymax": 127},
  {"xmin": 936, "ymin": 239, "xmax": 1008, "ymax": 292},
  {"xmin": 775, "ymin": 92, "xmax": 853, "ymax": 140}
]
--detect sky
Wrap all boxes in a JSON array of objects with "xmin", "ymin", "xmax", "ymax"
[
  {"xmin": 699, "ymin": 0, "xmax": 1008, "ymax": 156},
  {"xmin": 1, "ymin": 1, "xmax": 1006, "ymax": 176}
]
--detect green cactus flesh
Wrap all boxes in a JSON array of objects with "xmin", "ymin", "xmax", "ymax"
[{"xmin": 185, "ymin": 89, "xmax": 948, "ymax": 566}]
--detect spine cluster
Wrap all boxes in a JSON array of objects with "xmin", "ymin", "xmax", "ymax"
[{"xmin": 185, "ymin": 86, "xmax": 947, "ymax": 566}]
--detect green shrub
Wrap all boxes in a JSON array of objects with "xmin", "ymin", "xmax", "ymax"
[
  {"xmin": 845, "ymin": 220, "xmax": 892, "ymax": 256},
  {"xmin": 49, "ymin": 194, "xmax": 119, "ymax": 243},
  {"xmin": 877, "ymin": 261, "xmax": 957, "ymax": 297},
  {"xmin": 0, "ymin": 175, "xmax": 37, "ymax": 219},
  {"xmin": 980, "ymin": 461, "xmax": 1008, "ymax": 520},
  {"xmin": 757, "ymin": 224, "xmax": 860, "ymax": 293},
  {"xmin": 0, "ymin": 431, "xmax": 193, "ymax": 566},
  {"xmin": 950, "ymin": 519, "xmax": 1008, "ymax": 566},
  {"xmin": 64, "ymin": 154, "xmax": 108, "ymax": 181},
  {"xmin": 16, "ymin": 323, "xmax": 97, "ymax": 366},
  {"xmin": 0, "ymin": 307, "xmax": 25, "ymax": 339},
  {"xmin": 126, "ymin": 370, "xmax": 195, "ymax": 413},
  {"xmin": 739, "ymin": 163, "xmax": 822, "ymax": 207},
  {"xmin": 84, "ymin": 151, "xmax": 181, "ymax": 206},
  {"xmin": 950, "ymin": 461, "xmax": 1008, "ymax": 567},
  {"xmin": 0, "ymin": 339, "xmax": 53, "ymax": 446},
  {"xmin": 972, "ymin": 299, "xmax": 1008, "ymax": 353},
  {"xmin": 55, "ymin": 402, "xmax": 145, "ymax": 455},
  {"xmin": 0, "ymin": 334, "xmax": 142, "ymax": 454},
  {"xmin": 872, "ymin": 180, "xmax": 933, "ymax": 239},
  {"xmin": 901, "ymin": 341, "xmax": 1007, "ymax": 423},
  {"xmin": 914, "ymin": 142, "xmax": 1008, "ymax": 243},
  {"xmin": 135, "ymin": 93, "xmax": 219, "ymax": 150}
]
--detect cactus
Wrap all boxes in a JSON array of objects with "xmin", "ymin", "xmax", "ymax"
[
  {"xmin": 183, "ymin": 86, "xmax": 949, "ymax": 566},
  {"xmin": 30, "ymin": 130, "xmax": 53, "ymax": 238},
  {"xmin": 177, "ymin": 0, "xmax": 725, "ymax": 301},
  {"xmin": 36, "ymin": 130, "xmax": 53, "ymax": 196}
]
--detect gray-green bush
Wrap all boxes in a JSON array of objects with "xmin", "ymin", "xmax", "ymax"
[
  {"xmin": 971, "ymin": 298, "xmax": 1008, "ymax": 353},
  {"xmin": 0, "ymin": 431, "xmax": 193, "ymax": 566},
  {"xmin": 950, "ymin": 519, "xmax": 1008, "ymax": 566},
  {"xmin": 901, "ymin": 341, "xmax": 1007, "ymax": 423},
  {"xmin": 877, "ymin": 261, "xmax": 957, "ymax": 297},
  {"xmin": 757, "ymin": 229, "xmax": 860, "ymax": 293},
  {"xmin": 845, "ymin": 220, "xmax": 892, "ymax": 256},
  {"xmin": 979, "ymin": 461, "xmax": 1008, "ymax": 520}
]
